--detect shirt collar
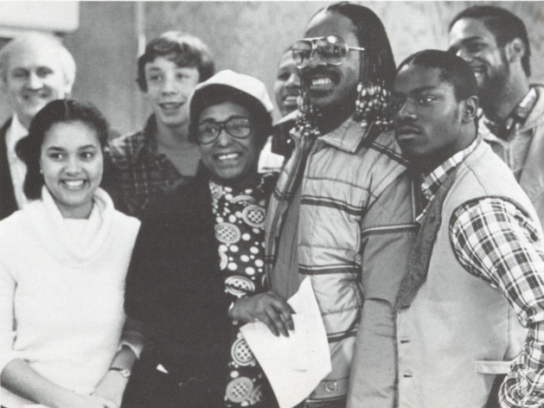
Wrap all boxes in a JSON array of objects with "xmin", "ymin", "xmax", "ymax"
[
  {"xmin": 420, "ymin": 137, "xmax": 480, "ymax": 202},
  {"xmin": 481, "ymin": 87, "xmax": 538, "ymax": 141},
  {"xmin": 514, "ymin": 86, "xmax": 538, "ymax": 121},
  {"xmin": 6, "ymin": 114, "xmax": 29, "ymax": 155},
  {"xmin": 132, "ymin": 115, "xmax": 160, "ymax": 161},
  {"xmin": 319, "ymin": 116, "xmax": 373, "ymax": 153}
]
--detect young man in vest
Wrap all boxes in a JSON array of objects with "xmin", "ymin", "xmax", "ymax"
[
  {"xmin": 449, "ymin": 6, "xmax": 544, "ymax": 227},
  {"xmin": 231, "ymin": 3, "xmax": 417, "ymax": 407},
  {"xmin": 0, "ymin": 33, "xmax": 76, "ymax": 220},
  {"xmin": 392, "ymin": 49, "xmax": 544, "ymax": 408}
]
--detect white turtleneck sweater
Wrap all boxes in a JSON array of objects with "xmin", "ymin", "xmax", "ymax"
[{"xmin": 0, "ymin": 187, "xmax": 140, "ymax": 405}]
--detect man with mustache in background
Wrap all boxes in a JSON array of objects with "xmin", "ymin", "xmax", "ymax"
[
  {"xmin": 262, "ymin": 3, "xmax": 417, "ymax": 407},
  {"xmin": 274, "ymin": 48, "xmax": 302, "ymax": 118},
  {"xmin": 107, "ymin": 31, "xmax": 214, "ymax": 217},
  {"xmin": 449, "ymin": 6, "xmax": 544, "ymax": 227},
  {"xmin": 258, "ymin": 48, "xmax": 302, "ymax": 173},
  {"xmin": 392, "ymin": 49, "xmax": 544, "ymax": 408}
]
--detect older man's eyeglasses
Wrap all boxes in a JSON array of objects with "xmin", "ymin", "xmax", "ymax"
[
  {"xmin": 291, "ymin": 35, "xmax": 365, "ymax": 69},
  {"xmin": 197, "ymin": 117, "xmax": 252, "ymax": 145}
]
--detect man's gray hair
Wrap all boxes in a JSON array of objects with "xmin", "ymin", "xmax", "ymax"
[{"xmin": 0, "ymin": 32, "xmax": 76, "ymax": 87}]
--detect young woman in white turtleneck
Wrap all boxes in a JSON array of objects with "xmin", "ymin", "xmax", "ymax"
[{"xmin": 0, "ymin": 100, "xmax": 141, "ymax": 408}]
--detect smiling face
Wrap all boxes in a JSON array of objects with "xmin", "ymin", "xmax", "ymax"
[
  {"xmin": 448, "ymin": 18, "xmax": 510, "ymax": 99},
  {"xmin": 40, "ymin": 121, "xmax": 103, "ymax": 219},
  {"xmin": 300, "ymin": 11, "xmax": 360, "ymax": 114},
  {"xmin": 274, "ymin": 52, "xmax": 301, "ymax": 116},
  {"xmin": 198, "ymin": 101, "xmax": 261, "ymax": 186},
  {"xmin": 144, "ymin": 55, "xmax": 200, "ymax": 129},
  {"xmin": 393, "ymin": 64, "xmax": 470, "ymax": 172},
  {"xmin": 5, "ymin": 43, "xmax": 71, "ymax": 129}
]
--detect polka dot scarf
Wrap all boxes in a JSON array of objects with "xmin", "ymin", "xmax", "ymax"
[{"xmin": 210, "ymin": 175, "xmax": 276, "ymax": 407}]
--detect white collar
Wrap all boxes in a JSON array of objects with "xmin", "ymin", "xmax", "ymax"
[
  {"xmin": 23, "ymin": 187, "xmax": 118, "ymax": 268},
  {"xmin": 6, "ymin": 114, "xmax": 29, "ymax": 154}
]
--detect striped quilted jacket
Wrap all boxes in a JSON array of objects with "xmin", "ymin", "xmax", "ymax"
[{"xmin": 265, "ymin": 118, "xmax": 417, "ymax": 405}]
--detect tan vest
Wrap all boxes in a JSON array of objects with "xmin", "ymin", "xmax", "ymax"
[{"xmin": 396, "ymin": 141, "xmax": 540, "ymax": 408}]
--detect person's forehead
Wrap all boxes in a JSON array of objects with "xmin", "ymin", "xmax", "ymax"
[
  {"xmin": 199, "ymin": 101, "xmax": 249, "ymax": 120},
  {"xmin": 145, "ymin": 55, "xmax": 197, "ymax": 71},
  {"xmin": 394, "ymin": 64, "xmax": 450, "ymax": 93},
  {"xmin": 450, "ymin": 17, "xmax": 496, "ymax": 43},
  {"xmin": 8, "ymin": 44, "xmax": 62, "ymax": 69},
  {"xmin": 44, "ymin": 121, "xmax": 100, "ymax": 147},
  {"xmin": 305, "ymin": 11, "xmax": 358, "ymax": 43}
]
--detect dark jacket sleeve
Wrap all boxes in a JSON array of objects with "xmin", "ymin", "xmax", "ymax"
[
  {"xmin": 124, "ymin": 181, "xmax": 230, "ymax": 386},
  {"xmin": 0, "ymin": 119, "xmax": 18, "ymax": 221}
]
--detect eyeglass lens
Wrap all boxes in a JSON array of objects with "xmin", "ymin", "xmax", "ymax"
[
  {"xmin": 291, "ymin": 36, "xmax": 348, "ymax": 67},
  {"xmin": 198, "ymin": 118, "xmax": 251, "ymax": 144}
]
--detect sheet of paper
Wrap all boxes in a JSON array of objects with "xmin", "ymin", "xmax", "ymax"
[{"xmin": 240, "ymin": 278, "xmax": 331, "ymax": 408}]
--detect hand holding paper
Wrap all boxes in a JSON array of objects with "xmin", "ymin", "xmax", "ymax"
[
  {"xmin": 230, "ymin": 291, "xmax": 294, "ymax": 337},
  {"xmin": 240, "ymin": 278, "xmax": 331, "ymax": 408}
]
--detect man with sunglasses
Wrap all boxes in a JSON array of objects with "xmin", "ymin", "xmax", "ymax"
[{"xmin": 264, "ymin": 3, "xmax": 417, "ymax": 408}]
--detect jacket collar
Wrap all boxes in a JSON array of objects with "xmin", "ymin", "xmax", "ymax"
[
  {"xmin": 518, "ymin": 85, "xmax": 544, "ymax": 200},
  {"xmin": 319, "ymin": 116, "xmax": 373, "ymax": 153},
  {"xmin": 521, "ymin": 84, "xmax": 544, "ymax": 131}
]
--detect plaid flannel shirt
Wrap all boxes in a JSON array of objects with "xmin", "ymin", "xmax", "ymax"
[
  {"xmin": 107, "ymin": 115, "xmax": 191, "ymax": 216},
  {"xmin": 420, "ymin": 138, "xmax": 544, "ymax": 407}
]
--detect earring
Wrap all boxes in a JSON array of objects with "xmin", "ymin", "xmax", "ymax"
[
  {"xmin": 40, "ymin": 168, "xmax": 43, "ymax": 174},
  {"xmin": 353, "ymin": 79, "xmax": 393, "ymax": 134}
]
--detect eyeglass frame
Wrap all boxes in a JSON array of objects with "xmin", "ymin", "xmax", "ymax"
[
  {"xmin": 291, "ymin": 35, "xmax": 365, "ymax": 69},
  {"xmin": 196, "ymin": 116, "xmax": 253, "ymax": 145}
]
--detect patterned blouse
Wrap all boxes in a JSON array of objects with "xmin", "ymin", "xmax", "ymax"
[{"xmin": 210, "ymin": 174, "xmax": 277, "ymax": 408}]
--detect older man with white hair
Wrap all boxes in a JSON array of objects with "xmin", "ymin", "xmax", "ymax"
[{"xmin": 0, "ymin": 32, "xmax": 76, "ymax": 220}]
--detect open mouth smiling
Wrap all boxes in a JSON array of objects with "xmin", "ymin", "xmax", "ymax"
[
  {"xmin": 302, "ymin": 68, "xmax": 340, "ymax": 91},
  {"xmin": 159, "ymin": 102, "xmax": 184, "ymax": 110},
  {"xmin": 61, "ymin": 179, "xmax": 87, "ymax": 190},
  {"xmin": 216, "ymin": 152, "xmax": 241, "ymax": 162}
]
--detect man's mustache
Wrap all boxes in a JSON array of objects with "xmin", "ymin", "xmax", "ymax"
[
  {"xmin": 300, "ymin": 66, "xmax": 341, "ymax": 86},
  {"xmin": 395, "ymin": 121, "xmax": 421, "ymax": 135}
]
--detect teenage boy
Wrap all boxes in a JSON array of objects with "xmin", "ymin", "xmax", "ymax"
[{"xmin": 107, "ymin": 32, "xmax": 214, "ymax": 217}]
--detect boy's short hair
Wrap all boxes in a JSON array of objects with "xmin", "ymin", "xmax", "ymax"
[
  {"xmin": 137, "ymin": 31, "xmax": 214, "ymax": 92},
  {"xmin": 397, "ymin": 50, "xmax": 478, "ymax": 102}
]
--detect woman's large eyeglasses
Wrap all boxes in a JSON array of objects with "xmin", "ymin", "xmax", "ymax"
[
  {"xmin": 197, "ymin": 117, "xmax": 252, "ymax": 145},
  {"xmin": 291, "ymin": 35, "xmax": 365, "ymax": 69}
]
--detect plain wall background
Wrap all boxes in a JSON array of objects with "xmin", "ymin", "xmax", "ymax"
[{"xmin": 1, "ymin": 1, "xmax": 543, "ymax": 135}]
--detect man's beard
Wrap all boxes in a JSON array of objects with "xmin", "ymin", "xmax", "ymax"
[{"xmin": 478, "ymin": 51, "xmax": 510, "ymax": 107}]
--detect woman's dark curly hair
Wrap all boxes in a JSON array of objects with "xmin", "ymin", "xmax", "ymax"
[{"xmin": 16, "ymin": 99, "xmax": 110, "ymax": 200}]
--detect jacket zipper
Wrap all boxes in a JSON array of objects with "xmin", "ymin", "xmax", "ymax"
[{"xmin": 265, "ymin": 129, "xmax": 309, "ymax": 274}]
